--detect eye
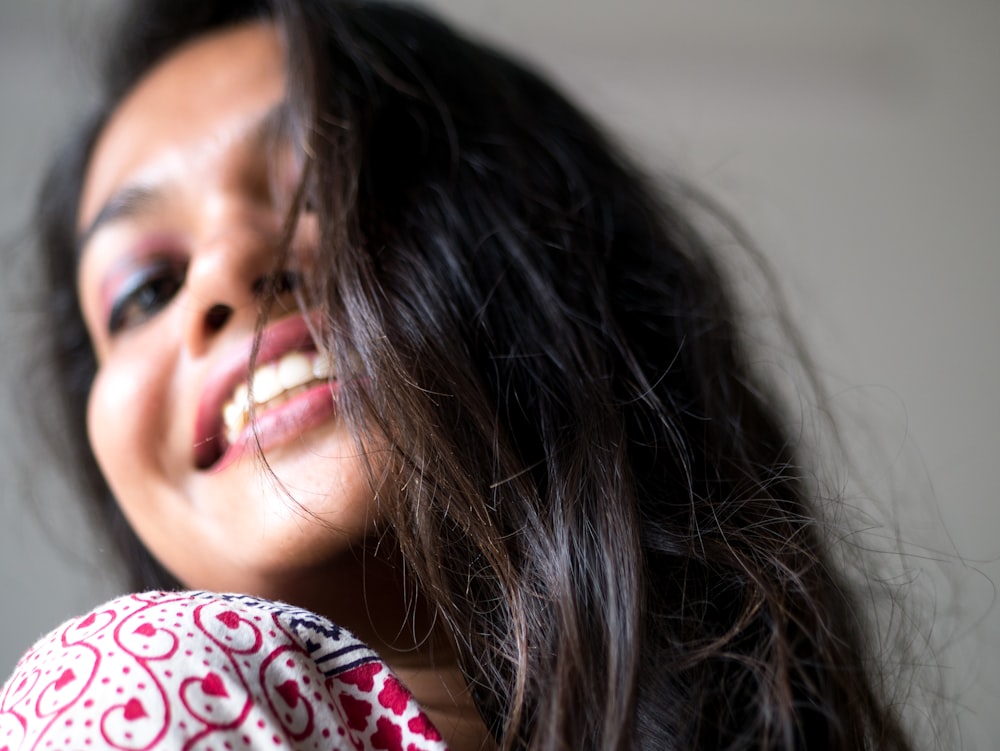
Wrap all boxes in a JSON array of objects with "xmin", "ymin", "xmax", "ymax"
[{"xmin": 107, "ymin": 259, "xmax": 186, "ymax": 334}]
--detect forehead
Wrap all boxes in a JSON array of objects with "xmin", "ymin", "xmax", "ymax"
[{"xmin": 78, "ymin": 21, "xmax": 286, "ymax": 234}]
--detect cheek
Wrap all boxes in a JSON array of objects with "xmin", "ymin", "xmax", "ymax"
[
  {"xmin": 262, "ymin": 427, "xmax": 383, "ymax": 551},
  {"xmin": 87, "ymin": 351, "xmax": 172, "ymax": 504}
]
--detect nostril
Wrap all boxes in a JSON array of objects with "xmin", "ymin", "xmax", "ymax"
[
  {"xmin": 273, "ymin": 270, "xmax": 299, "ymax": 295},
  {"xmin": 252, "ymin": 270, "xmax": 300, "ymax": 297},
  {"xmin": 204, "ymin": 304, "xmax": 232, "ymax": 332}
]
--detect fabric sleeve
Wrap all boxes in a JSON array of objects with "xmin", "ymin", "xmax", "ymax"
[{"xmin": 0, "ymin": 591, "xmax": 448, "ymax": 751}]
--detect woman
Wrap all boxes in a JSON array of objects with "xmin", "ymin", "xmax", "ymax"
[{"xmin": 4, "ymin": 0, "xmax": 914, "ymax": 748}]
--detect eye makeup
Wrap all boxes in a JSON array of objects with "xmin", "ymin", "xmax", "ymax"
[{"xmin": 96, "ymin": 236, "xmax": 187, "ymax": 335}]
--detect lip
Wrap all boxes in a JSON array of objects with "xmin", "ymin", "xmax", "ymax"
[
  {"xmin": 193, "ymin": 313, "xmax": 333, "ymax": 470},
  {"xmin": 210, "ymin": 381, "xmax": 338, "ymax": 473}
]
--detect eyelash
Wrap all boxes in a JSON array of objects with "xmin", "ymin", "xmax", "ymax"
[{"xmin": 107, "ymin": 260, "xmax": 186, "ymax": 335}]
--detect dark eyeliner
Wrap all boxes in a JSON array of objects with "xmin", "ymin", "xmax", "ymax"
[{"xmin": 107, "ymin": 259, "xmax": 184, "ymax": 334}]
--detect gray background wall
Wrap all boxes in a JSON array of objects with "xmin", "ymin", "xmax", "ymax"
[{"xmin": 1, "ymin": 1, "xmax": 997, "ymax": 747}]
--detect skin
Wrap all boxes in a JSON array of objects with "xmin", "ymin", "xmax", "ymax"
[{"xmin": 76, "ymin": 22, "xmax": 490, "ymax": 750}]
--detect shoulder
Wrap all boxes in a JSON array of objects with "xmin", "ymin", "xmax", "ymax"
[{"xmin": 1, "ymin": 591, "xmax": 446, "ymax": 750}]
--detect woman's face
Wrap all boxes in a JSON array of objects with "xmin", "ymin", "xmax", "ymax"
[{"xmin": 76, "ymin": 22, "xmax": 378, "ymax": 599}]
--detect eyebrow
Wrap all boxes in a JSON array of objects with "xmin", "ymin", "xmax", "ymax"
[
  {"xmin": 75, "ymin": 102, "xmax": 295, "ymax": 256},
  {"xmin": 76, "ymin": 184, "xmax": 163, "ymax": 255}
]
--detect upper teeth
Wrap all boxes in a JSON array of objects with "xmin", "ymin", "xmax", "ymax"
[{"xmin": 222, "ymin": 350, "xmax": 332, "ymax": 445}]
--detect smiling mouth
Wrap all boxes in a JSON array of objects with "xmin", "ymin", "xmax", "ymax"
[
  {"xmin": 221, "ymin": 350, "xmax": 333, "ymax": 446},
  {"xmin": 193, "ymin": 315, "xmax": 344, "ymax": 471}
]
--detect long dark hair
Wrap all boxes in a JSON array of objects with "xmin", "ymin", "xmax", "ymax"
[{"xmin": 36, "ymin": 1, "xmax": 915, "ymax": 748}]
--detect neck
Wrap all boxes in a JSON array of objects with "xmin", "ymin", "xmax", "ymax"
[{"xmin": 247, "ymin": 545, "xmax": 495, "ymax": 751}]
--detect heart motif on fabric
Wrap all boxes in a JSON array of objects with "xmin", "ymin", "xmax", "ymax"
[
  {"xmin": 72, "ymin": 610, "xmax": 113, "ymax": 637},
  {"xmin": 408, "ymin": 714, "xmax": 443, "ymax": 742},
  {"xmin": 338, "ymin": 663, "xmax": 382, "ymax": 693},
  {"xmin": 53, "ymin": 670, "xmax": 75, "ymax": 692},
  {"xmin": 276, "ymin": 680, "xmax": 300, "ymax": 708},
  {"xmin": 201, "ymin": 672, "xmax": 229, "ymax": 698},
  {"xmin": 216, "ymin": 611, "xmax": 241, "ymax": 629},
  {"xmin": 370, "ymin": 716, "xmax": 403, "ymax": 750},
  {"xmin": 134, "ymin": 623, "xmax": 157, "ymax": 637},
  {"xmin": 337, "ymin": 693, "xmax": 372, "ymax": 732},
  {"xmin": 377, "ymin": 676, "xmax": 407, "ymax": 715},
  {"xmin": 123, "ymin": 698, "xmax": 147, "ymax": 721}
]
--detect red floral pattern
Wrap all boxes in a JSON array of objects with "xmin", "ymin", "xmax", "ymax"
[{"xmin": 0, "ymin": 592, "xmax": 449, "ymax": 750}]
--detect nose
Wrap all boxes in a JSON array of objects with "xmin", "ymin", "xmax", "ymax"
[{"xmin": 181, "ymin": 223, "xmax": 279, "ymax": 357}]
